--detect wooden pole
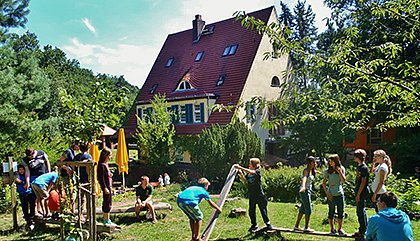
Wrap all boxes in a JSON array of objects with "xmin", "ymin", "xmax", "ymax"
[
  {"xmin": 89, "ymin": 162, "xmax": 97, "ymax": 241},
  {"xmin": 8, "ymin": 156, "xmax": 18, "ymax": 230}
]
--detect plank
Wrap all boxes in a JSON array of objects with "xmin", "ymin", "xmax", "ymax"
[
  {"xmin": 264, "ymin": 227, "xmax": 355, "ymax": 239},
  {"xmin": 75, "ymin": 202, "xmax": 172, "ymax": 215},
  {"xmin": 201, "ymin": 165, "xmax": 238, "ymax": 241},
  {"xmin": 34, "ymin": 217, "xmax": 121, "ymax": 233}
]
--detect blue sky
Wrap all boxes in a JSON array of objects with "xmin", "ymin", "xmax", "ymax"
[{"xmin": 21, "ymin": 0, "xmax": 331, "ymax": 87}]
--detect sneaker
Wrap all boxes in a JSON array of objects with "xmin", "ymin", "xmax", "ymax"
[
  {"xmin": 248, "ymin": 225, "xmax": 258, "ymax": 232},
  {"xmin": 293, "ymin": 226, "xmax": 303, "ymax": 232},
  {"xmin": 329, "ymin": 229, "xmax": 338, "ymax": 236},
  {"xmin": 338, "ymin": 229, "xmax": 347, "ymax": 236},
  {"xmin": 303, "ymin": 227, "xmax": 314, "ymax": 232},
  {"xmin": 103, "ymin": 219, "xmax": 116, "ymax": 226}
]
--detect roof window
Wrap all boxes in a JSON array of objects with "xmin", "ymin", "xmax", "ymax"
[
  {"xmin": 165, "ymin": 58, "xmax": 174, "ymax": 67},
  {"xmin": 177, "ymin": 81, "xmax": 192, "ymax": 91},
  {"xmin": 222, "ymin": 44, "xmax": 238, "ymax": 56},
  {"xmin": 216, "ymin": 74, "xmax": 226, "ymax": 86},
  {"xmin": 195, "ymin": 51, "xmax": 204, "ymax": 62},
  {"xmin": 149, "ymin": 84, "xmax": 158, "ymax": 94}
]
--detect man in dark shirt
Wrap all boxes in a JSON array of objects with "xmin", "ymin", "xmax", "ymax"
[
  {"xmin": 135, "ymin": 176, "xmax": 157, "ymax": 223},
  {"xmin": 354, "ymin": 149, "xmax": 369, "ymax": 238}
]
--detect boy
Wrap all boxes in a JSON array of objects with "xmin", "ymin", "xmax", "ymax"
[
  {"xmin": 177, "ymin": 178, "xmax": 222, "ymax": 241},
  {"xmin": 135, "ymin": 176, "xmax": 157, "ymax": 223},
  {"xmin": 354, "ymin": 149, "xmax": 369, "ymax": 238},
  {"xmin": 15, "ymin": 164, "xmax": 36, "ymax": 228},
  {"xmin": 31, "ymin": 166, "xmax": 59, "ymax": 218},
  {"xmin": 234, "ymin": 158, "xmax": 273, "ymax": 232}
]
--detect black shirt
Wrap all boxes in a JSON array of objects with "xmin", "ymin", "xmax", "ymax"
[
  {"xmin": 355, "ymin": 163, "xmax": 369, "ymax": 196},
  {"xmin": 246, "ymin": 168, "xmax": 265, "ymax": 199},
  {"xmin": 136, "ymin": 185, "xmax": 153, "ymax": 201},
  {"xmin": 22, "ymin": 150, "xmax": 48, "ymax": 177}
]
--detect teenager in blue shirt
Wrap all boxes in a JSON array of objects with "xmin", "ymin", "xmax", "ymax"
[
  {"xmin": 177, "ymin": 178, "xmax": 222, "ymax": 241},
  {"xmin": 15, "ymin": 165, "xmax": 36, "ymax": 227}
]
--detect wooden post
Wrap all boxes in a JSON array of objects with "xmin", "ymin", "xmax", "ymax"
[
  {"xmin": 89, "ymin": 162, "xmax": 97, "ymax": 241},
  {"xmin": 8, "ymin": 156, "xmax": 18, "ymax": 230}
]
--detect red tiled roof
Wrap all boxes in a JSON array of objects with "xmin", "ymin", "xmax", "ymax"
[{"xmin": 124, "ymin": 6, "xmax": 274, "ymax": 137}]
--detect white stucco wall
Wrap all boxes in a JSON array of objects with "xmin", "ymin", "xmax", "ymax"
[{"xmin": 239, "ymin": 8, "xmax": 291, "ymax": 148}]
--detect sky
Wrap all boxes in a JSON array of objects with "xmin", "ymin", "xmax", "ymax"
[{"xmin": 21, "ymin": 0, "xmax": 331, "ymax": 87}]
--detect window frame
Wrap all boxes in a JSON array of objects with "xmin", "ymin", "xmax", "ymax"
[
  {"xmin": 165, "ymin": 57, "xmax": 174, "ymax": 67},
  {"xmin": 222, "ymin": 44, "xmax": 238, "ymax": 57},
  {"xmin": 195, "ymin": 51, "xmax": 204, "ymax": 62}
]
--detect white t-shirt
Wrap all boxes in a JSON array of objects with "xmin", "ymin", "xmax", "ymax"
[{"xmin": 371, "ymin": 163, "xmax": 388, "ymax": 194}]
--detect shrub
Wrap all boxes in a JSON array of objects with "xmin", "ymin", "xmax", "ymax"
[
  {"xmin": 387, "ymin": 175, "xmax": 420, "ymax": 219},
  {"xmin": 0, "ymin": 182, "xmax": 11, "ymax": 214}
]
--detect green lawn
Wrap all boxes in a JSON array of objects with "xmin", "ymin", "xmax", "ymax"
[{"xmin": 0, "ymin": 184, "xmax": 418, "ymax": 241}]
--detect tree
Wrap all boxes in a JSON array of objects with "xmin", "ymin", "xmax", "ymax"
[
  {"xmin": 0, "ymin": 0, "xmax": 30, "ymax": 37},
  {"xmin": 135, "ymin": 95, "xmax": 176, "ymax": 166},
  {"xmin": 234, "ymin": 0, "xmax": 420, "ymax": 130}
]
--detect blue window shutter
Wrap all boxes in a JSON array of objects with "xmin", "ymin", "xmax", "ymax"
[
  {"xmin": 200, "ymin": 103, "xmax": 205, "ymax": 123},
  {"xmin": 186, "ymin": 104, "xmax": 193, "ymax": 123},
  {"xmin": 171, "ymin": 105, "xmax": 179, "ymax": 123}
]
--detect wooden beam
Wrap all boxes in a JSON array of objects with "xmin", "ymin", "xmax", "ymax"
[
  {"xmin": 262, "ymin": 227, "xmax": 355, "ymax": 239},
  {"xmin": 74, "ymin": 202, "xmax": 172, "ymax": 215}
]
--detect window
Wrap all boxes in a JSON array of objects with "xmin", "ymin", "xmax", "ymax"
[
  {"xmin": 271, "ymin": 76, "xmax": 280, "ymax": 87},
  {"xmin": 246, "ymin": 101, "xmax": 257, "ymax": 123},
  {"xmin": 177, "ymin": 81, "xmax": 192, "ymax": 91},
  {"xmin": 222, "ymin": 44, "xmax": 238, "ymax": 56},
  {"xmin": 136, "ymin": 107, "xmax": 143, "ymax": 119},
  {"xmin": 367, "ymin": 129, "xmax": 382, "ymax": 145},
  {"xmin": 194, "ymin": 103, "xmax": 204, "ymax": 123},
  {"xmin": 268, "ymin": 104, "xmax": 285, "ymax": 136},
  {"xmin": 195, "ymin": 51, "xmax": 204, "ymax": 62},
  {"xmin": 216, "ymin": 74, "xmax": 226, "ymax": 86},
  {"xmin": 165, "ymin": 57, "xmax": 174, "ymax": 67},
  {"xmin": 149, "ymin": 84, "xmax": 158, "ymax": 94},
  {"xmin": 180, "ymin": 105, "xmax": 186, "ymax": 123}
]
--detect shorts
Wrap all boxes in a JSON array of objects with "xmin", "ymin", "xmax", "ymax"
[
  {"xmin": 32, "ymin": 184, "xmax": 49, "ymax": 200},
  {"xmin": 102, "ymin": 193, "xmax": 112, "ymax": 213},
  {"xmin": 299, "ymin": 191, "xmax": 312, "ymax": 215},
  {"xmin": 177, "ymin": 202, "xmax": 203, "ymax": 222}
]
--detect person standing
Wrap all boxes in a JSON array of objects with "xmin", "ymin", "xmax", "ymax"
[
  {"xmin": 322, "ymin": 154, "xmax": 347, "ymax": 236},
  {"xmin": 294, "ymin": 156, "xmax": 317, "ymax": 232},
  {"xmin": 365, "ymin": 192, "xmax": 413, "ymax": 241},
  {"xmin": 371, "ymin": 149, "xmax": 392, "ymax": 211},
  {"xmin": 15, "ymin": 164, "xmax": 36, "ymax": 229},
  {"xmin": 234, "ymin": 158, "xmax": 273, "ymax": 232},
  {"xmin": 177, "ymin": 178, "xmax": 222, "ymax": 241},
  {"xmin": 74, "ymin": 143, "xmax": 92, "ymax": 218},
  {"xmin": 353, "ymin": 149, "xmax": 369, "ymax": 238},
  {"xmin": 97, "ymin": 147, "xmax": 114, "ymax": 225},
  {"xmin": 164, "ymin": 173, "xmax": 171, "ymax": 186}
]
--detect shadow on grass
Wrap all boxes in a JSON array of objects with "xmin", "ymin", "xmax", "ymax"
[
  {"xmin": 112, "ymin": 213, "xmax": 168, "ymax": 226},
  {"xmin": 216, "ymin": 230, "xmax": 284, "ymax": 241},
  {"xmin": 1, "ymin": 225, "xmax": 60, "ymax": 241}
]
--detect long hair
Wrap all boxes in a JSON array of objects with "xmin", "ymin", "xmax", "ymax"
[
  {"xmin": 327, "ymin": 154, "xmax": 342, "ymax": 174},
  {"xmin": 374, "ymin": 149, "xmax": 392, "ymax": 175},
  {"xmin": 99, "ymin": 147, "xmax": 112, "ymax": 164},
  {"xmin": 306, "ymin": 156, "xmax": 316, "ymax": 177}
]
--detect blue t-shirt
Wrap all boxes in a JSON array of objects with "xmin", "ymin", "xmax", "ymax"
[
  {"xmin": 74, "ymin": 153, "xmax": 92, "ymax": 183},
  {"xmin": 323, "ymin": 167, "xmax": 345, "ymax": 196},
  {"xmin": 32, "ymin": 172, "xmax": 58, "ymax": 189},
  {"xmin": 17, "ymin": 174, "xmax": 33, "ymax": 196},
  {"xmin": 177, "ymin": 185, "xmax": 210, "ymax": 206}
]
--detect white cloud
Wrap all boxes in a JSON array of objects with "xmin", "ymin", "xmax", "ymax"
[
  {"xmin": 82, "ymin": 18, "xmax": 98, "ymax": 36},
  {"xmin": 63, "ymin": 38, "xmax": 158, "ymax": 87}
]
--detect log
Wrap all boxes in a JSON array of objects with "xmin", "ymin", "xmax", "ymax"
[
  {"xmin": 255, "ymin": 226, "xmax": 355, "ymax": 239},
  {"xmin": 75, "ymin": 202, "xmax": 172, "ymax": 215}
]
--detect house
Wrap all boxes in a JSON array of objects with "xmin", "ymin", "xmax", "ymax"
[{"xmin": 123, "ymin": 6, "xmax": 290, "ymax": 161}]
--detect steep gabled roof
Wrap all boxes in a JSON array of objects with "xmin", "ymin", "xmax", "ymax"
[{"xmin": 126, "ymin": 6, "xmax": 274, "ymax": 136}]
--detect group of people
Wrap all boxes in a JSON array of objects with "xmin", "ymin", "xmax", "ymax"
[
  {"xmin": 293, "ymin": 149, "xmax": 413, "ymax": 240},
  {"xmin": 158, "ymin": 173, "xmax": 171, "ymax": 187}
]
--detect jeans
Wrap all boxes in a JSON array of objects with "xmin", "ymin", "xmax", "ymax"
[
  {"xmin": 356, "ymin": 194, "xmax": 368, "ymax": 234},
  {"xmin": 299, "ymin": 191, "xmax": 312, "ymax": 215},
  {"xmin": 328, "ymin": 194, "xmax": 344, "ymax": 219},
  {"xmin": 19, "ymin": 193, "xmax": 36, "ymax": 222},
  {"xmin": 249, "ymin": 196, "xmax": 270, "ymax": 226}
]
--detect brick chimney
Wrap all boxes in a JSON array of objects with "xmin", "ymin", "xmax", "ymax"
[{"xmin": 192, "ymin": 14, "xmax": 205, "ymax": 42}]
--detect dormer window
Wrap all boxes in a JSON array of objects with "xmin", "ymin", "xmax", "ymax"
[
  {"xmin": 149, "ymin": 84, "xmax": 158, "ymax": 94},
  {"xmin": 177, "ymin": 81, "xmax": 192, "ymax": 91},
  {"xmin": 165, "ymin": 58, "xmax": 174, "ymax": 67},
  {"xmin": 222, "ymin": 44, "xmax": 238, "ymax": 56},
  {"xmin": 195, "ymin": 51, "xmax": 204, "ymax": 62},
  {"xmin": 216, "ymin": 74, "xmax": 226, "ymax": 86}
]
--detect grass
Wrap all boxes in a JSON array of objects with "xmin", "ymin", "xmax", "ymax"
[{"xmin": 0, "ymin": 184, "xmax": 419, "ymax": 241}]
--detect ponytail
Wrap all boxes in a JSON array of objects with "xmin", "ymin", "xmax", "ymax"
[{"xmin": 384, "ymin": 155, "xmax": 392, "ymax": 175}]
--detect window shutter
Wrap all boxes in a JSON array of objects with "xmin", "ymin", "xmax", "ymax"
[
  {"xmin": 200, "ymin": 103, "xmax": 205, "ymax": 123},
  {"xmin": 137, "ymin": 108, "xmax": 143, "ymax": 119},
  {"xmin": 186, "ymin": 104, "xmax": 193, "ymax": 123}
]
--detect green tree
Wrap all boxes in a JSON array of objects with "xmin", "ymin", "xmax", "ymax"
[
  {"xmin": 0, "ymin": 0, "xmax": 30, "ymax": 37},
  {"xmin": 135, "ymin": 95, "xmax": 176, "ymax": 166}
]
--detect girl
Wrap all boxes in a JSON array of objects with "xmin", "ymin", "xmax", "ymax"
[
  {"xmin": 294, "ymin": 156, "xmax": 317, "ymax": 232},
  {"xmin": 371, "ymin": 149, "xmax": 392, "ymax": 211},
  {"xmin": 322, "ymin": 154, "xmax": 346, "ymax": 236},
  {"xmin": 234, "ymin": 158, "xmax": 272, "ymax": 232},
  {"xmin": 97, "ymin": 147, "xmax": 114, "ymax": 225}
]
